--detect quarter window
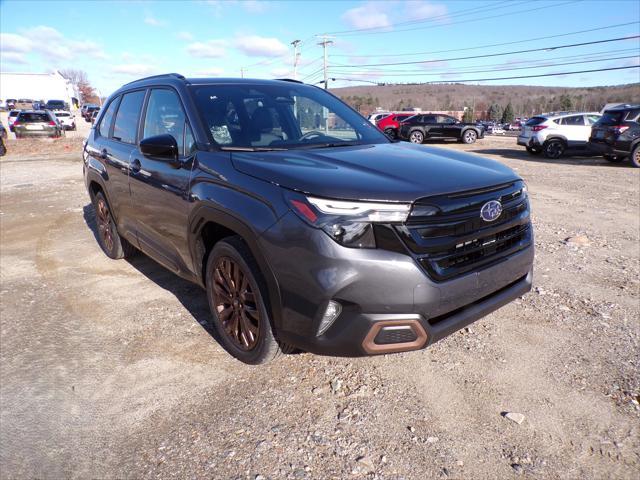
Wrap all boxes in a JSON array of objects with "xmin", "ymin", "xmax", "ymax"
[
  {"xmin": 97, "ymin": 97, "xmax": 119, "ymax": 137},
  {"xmin": 143, "ymin": 89, "xmax": 187, "ymax": 153},
  {"xmin": 112, "ymin": 90, "xmax": 146, "ymax": 144}
]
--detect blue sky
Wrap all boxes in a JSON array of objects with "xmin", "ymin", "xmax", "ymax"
[{"xmin": 1, "ymin": 0, "xmax": 639, "ymax": 96}]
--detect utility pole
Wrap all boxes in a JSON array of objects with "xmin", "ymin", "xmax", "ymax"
[
  {"xmin": 291, "ymin": 39, "xmax": 301, "ymax": 80},
  {"xmin": 240, "ymin": 67, "xmax": 245, "ymax": 78},
  {"xmin": 317, "ymin": 35, "xmax": 333, "ymax": 90}
]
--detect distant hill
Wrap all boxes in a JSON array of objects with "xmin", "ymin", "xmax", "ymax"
[{"xmin": 332, "ymin": 82, "xmax": 640, "ymax": 117}]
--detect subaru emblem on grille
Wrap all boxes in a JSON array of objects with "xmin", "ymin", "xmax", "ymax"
[{"xmin": 480, "ymin": 200, "xmax": 502, "ymax": 222}]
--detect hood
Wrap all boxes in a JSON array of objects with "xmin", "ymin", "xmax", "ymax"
[{"xmin": 231, "ymin": 142, "xmax": 520, "ymax": 202}]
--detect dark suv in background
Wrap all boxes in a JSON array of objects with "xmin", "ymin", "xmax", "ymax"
[
  {"xmin": 589, "ymin": 104, "xmax": 640, "ymax": 168},
  {"xmin": 399, "ymin": 114, "xmax": 484, "ymax": 144},
  {"xmin": 84, "ymin": 74, "xmax": 533, "ymax": 364}
]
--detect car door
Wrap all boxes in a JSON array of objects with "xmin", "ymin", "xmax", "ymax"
[
  {"xmin": 438, "ymin": 115, "xmax": 459, "ymax": 138},
  {"xmin": 129, "ymin": 88, "xmax": 196, "ymax": 275},
  {"xmin": 559, "ymin": 115, "xmax": 587, "ymax": 146},
  {"xmin": 88, "ymin": 92, "xmax": 145, "ymax": 243},
  {"xmin": 421, "ymin": 114, "xmax": 439, "ymax": 138}
]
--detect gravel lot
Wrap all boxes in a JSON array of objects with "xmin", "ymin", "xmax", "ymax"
[{"xmin": 0, "ymin": 135, "xmax": 638, "ymax": 479}]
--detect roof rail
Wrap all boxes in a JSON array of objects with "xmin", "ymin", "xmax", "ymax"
[
  {"xmin": 276, "ymin": 78, "xmax": 304, "ymax": 84},
  {"xmin": 122, "ymin": 73, "xmax": 186, "ymax": 87}
]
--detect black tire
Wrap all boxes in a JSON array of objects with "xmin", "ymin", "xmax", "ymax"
[
  {"xmin": 526, "ymin": 146, "xmax": 542, "ymax": 155},
  {"xmin": 461, "ymin": 129, "xmax": 478, "ymax": 144},
  {"xmin": 384, "ymin": 128, "xmax": 396, "ymax": 139},
  {"xmin": 92, "ymin": 191, "xmax": 137, "ymax": 259},
  {"xmin": 206, "ymin": 236, "xmax": 282, "ymax": 364},
  {"xmin": 603, "ymin": 154, "xmax": 624, "ymax": 163},
  {"xmin": 543, "ymin": 139, "xmax": 565, "ymax": 159},
  {"xmin": 631, "ymin": 144, "xmax": 640, "ymax": 168},
  {"xmin": 0, "ymin": 139, "xmax": 6, "ymax": 157},
  {"xmin": 409, "ymin": 130, "xmax": 424, "ymax": 144}
]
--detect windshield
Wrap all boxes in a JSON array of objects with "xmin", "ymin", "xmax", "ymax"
[{"xmin": 189, "ymin": 83, "xmax": 389, "ymax": 150}]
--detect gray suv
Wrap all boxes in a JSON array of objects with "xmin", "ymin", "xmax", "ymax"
[{"xmin": 84, "ymin": 74, "xmax": 534, "ymax": 364}]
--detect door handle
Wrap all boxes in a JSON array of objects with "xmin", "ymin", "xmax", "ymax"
[{"xmin": 130, "ymin": 158, "xmax": 141, "ymax": 173}]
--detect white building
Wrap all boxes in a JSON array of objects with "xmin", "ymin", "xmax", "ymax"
[{"xmin": 0, "ymin": 71, "xmax": 78, "ymax": 108}]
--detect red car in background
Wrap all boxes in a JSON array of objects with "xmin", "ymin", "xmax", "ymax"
[{"xmin": 376, "ymin": 113, "xmax": 416, "ymax": 139}]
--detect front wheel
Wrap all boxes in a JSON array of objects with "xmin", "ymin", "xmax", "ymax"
[
  {"xmin": 409, "ymin": 130, "xmax": 424, "ymax": 144},
  {"xmin": 526, "ymin": 146, "xmax": 542, "ymax": 155},
  {"xmin": 461, "ymin": 130, "xmax": 478, "ymax": 144},
  {"xmin": 543, "ymin": 139, "xmax": 565, "ymax": 159},
  {"xmin": 631, "ymin": 144, "xmax": 640, "ymax": 168},
  {"xmin": 206, "ymin": 237, "xmax": 282, "ymax": 364}
]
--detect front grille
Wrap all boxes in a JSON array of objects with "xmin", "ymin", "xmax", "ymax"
[
  {"xmin": 397, "ymin": 181, "xmax": 532, "ymax": 281},
  {"xmin": 374, "ymin": 327, "xmax": 418, "ymax": 345}
]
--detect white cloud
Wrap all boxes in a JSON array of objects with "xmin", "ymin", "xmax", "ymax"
[
  {"xmin": 0, "ymin": 33, "xmax": 33, "ymax": 52},
  {"xmin": 144, "ymin": 15, "xmax": 166, "ymax": 27},
  {"xmin": 236, "ymin": 35, "xmax": 288, "ymax": 57},
  {"xmin": 341, "ymin": 3, "xmax": 391, "ymax": 30},
  {"xmin": 69, "ymin": 40, "xmax": 109, "ymax": 60},
  {"xmin": 192, "ymin": 68, "xmax": 225, "ymax": 77},
  {"xmin": 186, "ymin": 40, "xmax": 227, "ymax": 58},
  {"xmin": 242, "ymin": 1, "xmax": 269, "ymax": 14},
  {"xmin": 0, "ymin": 51, "xmax": 28, "ymax": 64},
  {"xmin": 176, "ymin": 31, "xmax": 194, "ymax": 41},
  {"xmin": 112, "ymin": 63, "xmax": 160, "ymax": 76},
  {"xmin": 404, "ymin": 1, "xmax": 449, "ymax": 22}
]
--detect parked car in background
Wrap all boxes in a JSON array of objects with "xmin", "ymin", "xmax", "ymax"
[
  {"xmin": 0, "ymin": 122, "xmax": 6, "ymax": 156},
  {"xmin": 0, "ymin": 121, "xmax": 7, "ymax": 140},
  {"xmin": 376, "ymin": 112, "xmax": 415, "ymax": 139},
  {"xmin": 45, "ymin": 99, "xmax": 68, "ymax": 111},
  {"xmin": 517, "ymin": 112, "xmax": 601, "ymax": 159},
  {"xmin": 487, "ymin": 125, "xmax": 505, "ymax": 135},
  {"xmin": 589, "ymin": 104, "xmax": 640, "ymax": 168},
  {"xmin": 367, "ymin": 112, "xmax": 390, "ymax": 124},
  {"xmin": 7, "ymin": 110, "xmax": 20, "ymax": 132},
  {"xmin": 54, "ymin": 111, "xmax": 77, "ymax": 131},
  {"xmin": 15, "ymin": 99, "xmax": 34, "ymax": 110},
  {"xmin": 83, "ymin": 105, "xmax": 100, "ymax": 122},
  {"xmin": 398, "ymin": 113, "xmax": 485, "ymax": 144},
  {"xmin": 12, "ymin": 110, "xmax": 64, "ymax": 138},
  {"xmin": 6, "ymin": 99, "xmax": 17, "ymax": 109}
]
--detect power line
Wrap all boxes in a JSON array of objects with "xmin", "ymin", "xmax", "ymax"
[
  {"xmin": 333, "ymin": 65, "xmax": 639, "ymax": 86},
  {"xmin": 326, "ymin": 0, "xmax": 516, "ymax": 35},
  {"xmin": 337, "ymin": 54, "xmax": 639, "ymax": 78},
  {"xmin": 328, "ymin": 0, "xmax": 580, "ymax": 36},
  {"xmin": 329, "ymin": 35, "xmax": 640, "ymax": 68},
  {"xmin": 330, "ymin": 21, "xmax": 640, "ymax": 58}
]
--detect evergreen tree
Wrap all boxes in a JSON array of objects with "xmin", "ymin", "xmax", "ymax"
[
  {"xmin": 488, "ymin": 103, "xmax": 502, "ymax": 121},
  {"xmin": 463, "ymin": 108, "xmax": 475, "ymax": 123},
  {"xmin": 559, "ymin": 94, "xmax": 573, "ymax": 111},
  {"xmin": 501, "ymin": 102, "xmax": 515, "ymax": 124}
]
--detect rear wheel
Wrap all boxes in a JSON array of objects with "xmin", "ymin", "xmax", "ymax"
[
  {"xmin": 92, "ymin": 191, "xmax": 137, "ymax": 259},
  {"xmin": 206, "ymin": 237, "xmax": 282, "ymax": 364},
  {"xmin": 461, "ymin": 129, "xmax": 478, "ymax": 144},
  {"xmin": 384, "ymin": 128, "xmax": 396, "ymax": 139},
  {"xmin": 631, "ymin": 144, "xmax": 640, "ymax": 168},
  {"xmin": 526, "ymin": 146, "xmax": 542, "ymax": 155},
  {"xmin": 543, "ymin": 139, "xmax": 565, "ymax": 159},
  {"xmin": 409, "ymin": 130, "xmax": 424, "ymax": 144}
]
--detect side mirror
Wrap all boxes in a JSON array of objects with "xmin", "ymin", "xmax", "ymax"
[{"xmin": 140, "ymin": 134, "xmax": 179, "ymax": 165}]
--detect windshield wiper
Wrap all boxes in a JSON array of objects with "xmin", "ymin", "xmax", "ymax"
[
  {"xmin": 218, "ymin": 146, "xmax": 288, "ymax": 152},
  {"xmin": 293, "ymin": 141, "xmax": 363, "ymax": 150}
]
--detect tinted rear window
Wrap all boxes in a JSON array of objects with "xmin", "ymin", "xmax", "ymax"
[
  {"xmin": 18, "ymin": 113, "xmax": 50, "ymax": 123},
  {"xmin": 9, "ymin": 111, "xmax": 19, "ymax": 117},
  {"xmin": 112, "ymin": 91, "xmax": 145, "ymax": 144},
  {"xmin": 525, "ymin": 117, "xmax": 547, "ymax": 126},
  {"xmin": 598, "ymin": 111, "xmax": 624, "ymax": 126}
]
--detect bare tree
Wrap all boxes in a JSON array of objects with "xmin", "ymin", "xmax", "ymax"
[{"xmin": 60, "ymin": 69, "xmax": 98, "ymax": 104}]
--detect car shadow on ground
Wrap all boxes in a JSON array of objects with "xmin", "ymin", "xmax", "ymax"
[
  {"xmin": 469, "ymin": 148, "xmax": 630, "ymax": 168},
  {"xmin": 82, "ymin": 204, "xmax": 222, "ymax": 343}
]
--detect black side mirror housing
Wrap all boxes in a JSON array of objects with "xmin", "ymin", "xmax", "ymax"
[{"xmin": 140, "ymin": 134, "xmax": 180, "ymax": 166}]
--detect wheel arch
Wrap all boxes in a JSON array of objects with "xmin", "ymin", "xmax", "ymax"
[
  {"xmin": 188, "ymin": 205, "xmax": 283, "ymax": 329},
  {"xmin": 543, "ymin": 135, "xmax": 568, "ymax": 145}
]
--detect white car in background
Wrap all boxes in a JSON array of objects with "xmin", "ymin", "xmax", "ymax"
[
  {"xmin": 367, "ymin": 112, "xmax": 390, "ymax": 124},
  {"xmin": 53, "ymin": 111, "xmax": 76, "ymax": 131},
  {"xmin": 7, "ymin": 110, "xmax": 20, "ymax": 131},
  {"xmin": 517, "ymin": 112, "xmax": 601, "ymax": 159}
]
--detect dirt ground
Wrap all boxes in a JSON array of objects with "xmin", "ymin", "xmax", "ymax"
[{"xmin": 0, "ymin": 135, "xmax": 638, "ymax": 479}]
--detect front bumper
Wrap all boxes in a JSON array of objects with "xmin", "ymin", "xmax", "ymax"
[{"xmin": 259, "ymin": 211, "xmax": 534, "ymax": 356}]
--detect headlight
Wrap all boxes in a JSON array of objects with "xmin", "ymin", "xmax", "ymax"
[{"xmin": 286, "ymin": 192, "xmax": 410, "ymax": 248}]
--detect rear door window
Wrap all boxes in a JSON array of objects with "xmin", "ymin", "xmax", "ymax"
[
  {"xmin": 112, "ymin": 91, "xmax": 146, "ymax": 144},
  {"xmin": 422, "ymin": 115, "xmax": 437, "ymax": 123},
  {"xmin": 560, "ymin": 115, "xmax": 585, "ymax": 126},
  {"xmin": 98, "ymin": 97, "xmax": 120, "ymax": 138}
]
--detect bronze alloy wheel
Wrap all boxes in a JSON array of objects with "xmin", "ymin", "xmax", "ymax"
[
  {"xmin": 212, "ymin": 257, "xmax": 260, "ymax": 350},
  {"xmin": 96, "ymin": 197, "xmax": 115, "ymax": 252}
]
